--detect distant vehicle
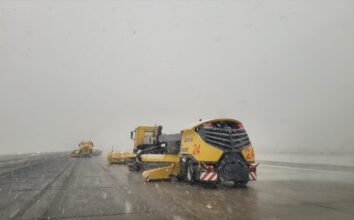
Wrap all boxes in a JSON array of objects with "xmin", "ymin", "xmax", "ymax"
[{"xmin": 70, "ymin": 141, "xmax": 96, "ymax": 158}]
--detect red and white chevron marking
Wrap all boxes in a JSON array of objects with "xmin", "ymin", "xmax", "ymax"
[
  {"xmin": 249, "ymin": 171, "xmax": 257, "ymax": 180},
  {"xmin": 249, "ymin": 163, "xmax": 258, "ymax": 169},
  {"xmin": 200, "ymin": 172, "xmax": 218, "ymax": 181},
  {"xmin": 248, "ymin": 163, "xmax": 258, "ymax": 181},
  {"xmin": 142, "ymin": 171, "xmax": 149, "ymax": 182}
]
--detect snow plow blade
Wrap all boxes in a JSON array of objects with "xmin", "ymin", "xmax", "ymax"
[
  {"xmin": 140, "ymin": 154, "xmax": 180, "ymax": 163},
  {"xmin": 70, "ymin": 150, "xmax": 81, "ymax": 158},
  {"xmin": 140, "ymin": 154, "xmax": 180, "ymax": 181},
  {"xmin": 142, "ymin": 163, "xmax": 180, "ymax": 181},
  {"xmin": 107, "ymin": 151, "xmax": 136, "ymax": 164}
]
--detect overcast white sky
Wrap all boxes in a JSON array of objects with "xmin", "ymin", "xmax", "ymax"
[{"xmin": 0, "ymin": 0, "xmax": 353, "ymax": 155}]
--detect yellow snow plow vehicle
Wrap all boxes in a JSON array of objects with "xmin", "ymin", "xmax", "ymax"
[
  {"xmin": 127, "ymin": 126, "xmax": 180, "ymax": 171},
  {"xmin": 70, "ymin": 140, "xmax": 95, "ymax": 158},
  {"xmin": 139, "ymin": 118, "xmax": 257, "ymax": 186},
  {"xmin": 107, "ymin": 125, "xmax": 161, "ymax": 164}
]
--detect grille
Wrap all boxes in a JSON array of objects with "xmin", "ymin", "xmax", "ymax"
[{"xmin": 198, "ymin": 125, "xmax": 251, "ymax": 151}]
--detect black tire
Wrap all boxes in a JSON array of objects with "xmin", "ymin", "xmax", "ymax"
[
  {"xmin": 178, "ymin": 158, "xmax": 187, "ymax": 181},
  {"xmin": 186, "ymin": 160, "xmax": 195, "ymax": 184}
]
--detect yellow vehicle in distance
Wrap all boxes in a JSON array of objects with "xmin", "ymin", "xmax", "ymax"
[
  {"xmin": 141, "ymin": 118, "xmax": 257, "ymax": 186},
  {"xmin": 70, "ymin": 140, "xmax": 95, "ymax": 158}
]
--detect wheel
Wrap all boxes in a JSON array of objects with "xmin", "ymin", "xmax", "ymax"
[
  {"xmin": 186, "ymin": 160, "xmax": 195, "ymax": 184},
  {"xmin": 178, "ymin": 158, "xmax": 187, "ymax": 181}
]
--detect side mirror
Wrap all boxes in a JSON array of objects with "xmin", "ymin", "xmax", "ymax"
[{"xmin": 130, "ymin": 131, "xmax": 134, "ymax": 140}]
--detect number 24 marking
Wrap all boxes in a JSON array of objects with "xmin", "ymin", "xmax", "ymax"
[
  {"xmin": 245, "ymin": 148, "xmax": 254, "ymax": 159},
  {"xmin": 193, "ymin": 144, "xmax": 200, "ymax": 155}
]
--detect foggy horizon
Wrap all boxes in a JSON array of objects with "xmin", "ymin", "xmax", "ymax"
[{"xmin": 1, "ymin": 1, "xmax": 354, "ymax": 155}]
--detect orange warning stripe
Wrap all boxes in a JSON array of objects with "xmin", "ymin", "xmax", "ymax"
[
  {"xmin": 249, "ymin": 172, "xmax": 257, "ymax": 180},
  {"xmin": 200, "ymin": 172, "xmax": 218, "ymax": 181}
]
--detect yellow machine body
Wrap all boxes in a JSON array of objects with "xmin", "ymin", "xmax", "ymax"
[
  {"xmin": 140, "ymin": 118, "xmax": 257, "ymax": 184},
  {"xmin": 132, "ymin": 126, "xmax": 156, "ymax": 149},
  {"xmin": 180, "ymin": 118, "xmax": 255, "ymax": 163},
  {"xmin": 179, "ymin": 127, "xmax": 224, "ymax": 162}
]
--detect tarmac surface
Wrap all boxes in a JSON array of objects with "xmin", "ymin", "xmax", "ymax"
[{"xmin": 0, "ymin": 153, "xmax": 353, "ymax": 220}]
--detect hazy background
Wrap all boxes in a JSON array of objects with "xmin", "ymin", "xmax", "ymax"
[{"xmin": 0, "ymin": 0, "xmax": 353, "ymax": 156}]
